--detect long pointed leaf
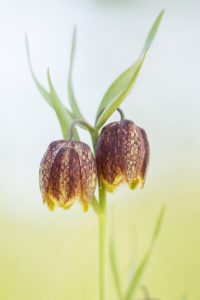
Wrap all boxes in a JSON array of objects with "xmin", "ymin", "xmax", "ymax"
[
  {"xmin": 95, "ymin": 10, "xmax": 164, "ymax": 129},
  {"xmin": 25, "ymin": 35, "xmax": 53, "ymax": 108},
  {"xmin": 47, "ymin": 69, "xmax": 79, "ymax": 140},
  {"xmin": 26, "ymin": 35, "xmax": 79, "ymax": 140},
  {"xmin": 26, "ymin": 35, "xmax": 80, "ymax": 140},
  {"xmin": 125, "ymin": 205, "xmax": 166, "ymax": 300},
  {"xmin": 142, "ymin": 9, "xmax": 164, "ymax": 54},
  {"xmin": 68, "ymin": 27, "xmax": 85, "ymax": 120},
  {"xmin": 96, "ymin": 56, "xmax": 145, "ymax": 129}
]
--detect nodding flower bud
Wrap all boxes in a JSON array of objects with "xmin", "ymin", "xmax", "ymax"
[
  {"xmin": 96, "ymin": 120, "xmax": 149, "ymax": 192},
  {"xmin": 39, "ymin": 140, "xmax": 97, "ymax": 211}
]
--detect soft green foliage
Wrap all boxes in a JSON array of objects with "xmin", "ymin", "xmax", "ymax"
[
  {"xmin": 26, "ymin": 10, "xmax": 164, "ymax": 137},
  {"xmin": 25, "ymin": 35, "xmax": 53, "ymax": 108},
  {"xmin": 95, "ymin": 10, "xmax": 164, "ymax": 129},
  {"xmin": 125, "ymin": 205, "xmax": 166, "ymax": 300},
  {"xmin": 142, "ymin": 10, "xmax": 164, "ymax": 54},
  {"xmin": 95, "ymin": 58, "xmax": 144, "ymax": 129},
  {"xmin": 47, "ymin": 69, "xmax": 79, "ymax": 140},
  {"xmin": 110, "ymin": 205, "xmax": 165, "ymax": 300},
  {"xmin": 25, "ymin": 36, "xmax": 79, "ymax": 140}
]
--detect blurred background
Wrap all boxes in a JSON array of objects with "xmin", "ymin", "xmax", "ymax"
[{"xmin": 0, "ymin": 0, "xmax": 200, "ymax": 299}]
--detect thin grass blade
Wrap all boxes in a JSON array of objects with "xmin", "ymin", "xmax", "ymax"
[
  {"xmin": 110, "ymin": 236, "xmax": 124, "ymax": 300},
  {"xmin": 125, "ymin": 205, "xmax": 166, "ymax": 300}
]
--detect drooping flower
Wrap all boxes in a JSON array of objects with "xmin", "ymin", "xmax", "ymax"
[
  {"xmin": 96, "ymin": 120, "xmax": 149, "ymax": 192},
  {"xmin": 39, "ymin": 140, "xmax": 97, "ymax": 211}
]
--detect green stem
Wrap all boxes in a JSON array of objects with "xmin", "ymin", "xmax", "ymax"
[
  {"xmin": 91, "ymin": 130, "xmax": 99, "ymax": 153},
  {"xmin": 99, "ymin": 184, "xmax": 107, "ymax": 300},
  {"xmin": 90, "ymin": 129, "xmax": 107, "ymax": 300},
  {"xmin": 117, "ymin": 107, "xmax": 125, "ymax": 120},
  {"xmin": 69, "ymin": 119, "xmax": 95, "ymax": 140}
]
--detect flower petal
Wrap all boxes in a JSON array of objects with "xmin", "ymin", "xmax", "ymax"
[{"xmin": 39, "ymin": 140, "xmax": 66, "ymax": 203}]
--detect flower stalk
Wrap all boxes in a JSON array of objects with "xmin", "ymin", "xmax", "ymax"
[
  {"xmin": 70, "ymin": 119, "xmax": 108, "ymax": 299},
  {"xmin": 91, "ymin": 129, "xmax": 107, "ymax": 300},
  {"xmin": 69, "ymin": 119, "xmax": 96, "ymax": 140},
  {"xmin": 70, "ymin": 122, "xmax": 108, "ymax": 299}
]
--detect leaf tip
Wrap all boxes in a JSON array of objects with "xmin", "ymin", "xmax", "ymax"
[
  {"xmin": 24, "ymin": 32, "xmax": 28, "ymax": 45},
  {"xmin": 73, "ymin": 25, "xmax": 77, "ymax": 37},
  {"xmin": 155, "ymin": 9, "xmax": 165, "ymax": 30},
  {"xmin": 25, "ymin": 34, "xmax": 31, "ymax": 62},
  {"xmin": 160, "ymin": 203, "xmax": 167, "ymax": 217},
  {"xmin": 160, "ymin": 9, "xmax": 165, "ymax": 17},
  {"xmin": 158, "ymin": 9, "xmax": 165, "ymax": 24},
  {"xmin": 47, "ymin": 68, "xmax": 54, "ymax": 91}
]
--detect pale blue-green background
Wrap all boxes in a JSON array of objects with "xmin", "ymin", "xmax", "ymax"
[{"xmin": 0, "ymin": 0, "xmax": 199, "ymax": 299}]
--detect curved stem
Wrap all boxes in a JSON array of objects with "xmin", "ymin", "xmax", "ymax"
[
  {"xmin": 117, "ymin": 108, "xmax": 125, "ymax": 120},
  {"xmin": 69, "ymin": 119, "xmax": 95, "ymax": 140},
  {"xmin": 95, "ymin": 107, "xmax": 125, "ymax": 129},
  {"xmin": 91, "ymin": 130, "xmax": 99, "ymax": 153},
  {"xmin": 90, "ymin": 130, "xmax": 107, "ymax": 300}
]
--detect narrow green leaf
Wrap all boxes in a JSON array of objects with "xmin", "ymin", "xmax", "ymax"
[
  {"xmin": 151, "ymin": 204, "xmax": 165, "ymax": 243},
  {"xmin": 26, "ymin": 35, "xmax": 79, "ymax": 140},
  {"xmin": 125, "ymin": 205, "xmax": 166, "ymax": 300},
  {"xmin": 110, "ymin": 236, "xmax": 123, "ymax": 300},
  {"xmin": 96, "ymin": 56, "xmax": 145, "ymax": 129},
  {"xmin": 47, "ymin": 69, "xmax": 79, "ymax": 140},
  {"xmin": 95, "ymin": 10, "xmax": 164, "ymax": 129},
  {"xmin": 142, "ymin": 9, "xmax": 165, "ymax": 54},
  {"xmin": 25, "ymin": 35, "xmax": 53, "ymax": 108},
  {"xmin": 68, "ymin": 27, "xmax": 85, "ymax": 120}
]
